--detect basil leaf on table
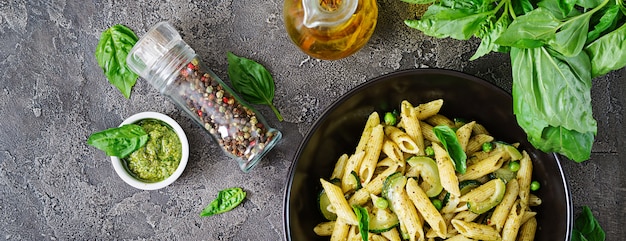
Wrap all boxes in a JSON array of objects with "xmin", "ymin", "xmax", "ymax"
[
  {"xmin": 586, "ymin": 4, "xmax": 621, "ymax": 44},
  {"xmin": 585, "ymin": 22, "xmax": 626, "ymax": 78},
  {"xmin": 495, "ymin": 8, "xmax": 561, "ymax": 48},
  {"xmin": 87, "ymin": 124, "xmax": 149, "ymax": 158},
  {"xmin": 352, "ymin": 205, "xmax": 369, "ymax": 241},
  {"xmin": 471, "ymin": 13, "xmax": 511, "ymax": 60},
  {"xmin": 433, "ymin": 125, "xmax": 467, "ymax": 173},
  {"xmin": 549, "ymin": 13, "xmax": 591, "ymax": 57},
  {"xmin": 511, "ymin": 46, "xmax": 597, "ymax": 162},
  {"xmin": 404, "ymin": 4, "xmax": 493, "ymax": 40},
  {"xmin": 95, "ymin": 24, "xmax": 139, "ymax": 99},
  {"xmin": 200, "ymin": 187, "xmax": 247, "ymax": 217},
  {"xmin": 227, "ymin": 52, "xmax": 283, "ymax": 121},
  {"xmin": 572, "ymin": 206, "xmax": 605, "ymax": 241}
]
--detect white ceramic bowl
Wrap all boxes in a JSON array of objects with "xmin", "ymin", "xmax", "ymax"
[{"xmin": 111, "ymin": 112, "xmax": 189, "ymax": 190}]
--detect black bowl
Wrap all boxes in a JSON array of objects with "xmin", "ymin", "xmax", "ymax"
[{"xmin": 283, "ymin": 69, "xmax": 572, "ymax": 241}]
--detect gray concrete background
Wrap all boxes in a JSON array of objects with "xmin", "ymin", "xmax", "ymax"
[{"xmin": 0, "ymin": 0, "xmax": 624, "ymax": 240}]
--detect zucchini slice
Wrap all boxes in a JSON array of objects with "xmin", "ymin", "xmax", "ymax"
[
  {"xmin": 464, "ymin": 178, "xmax": 506, "ymax": 214},
  {"xmin": 317, "ymin": 189, "xmax": 337, "ymax": 221},
  {"xmin": 459, "ymin": 180, "xmax": 482, "ymax": 196},
  {"xmin": 369, "ymin": 195, "xmax": 399, "ymax": 233},
  {"xmin": 344, "ymin": 171, "xmax": 362, "ymax": 192},
  {"xmin": 491, "ymin": 167, "xmax": 516, "ymax": 183},
  {"xmin": 495, "ymin": 142, "xmax": 522, "ymax": 161},
  {"xmin": 406, "ymin": 156, "xmax": 443, "ymax": 197}
]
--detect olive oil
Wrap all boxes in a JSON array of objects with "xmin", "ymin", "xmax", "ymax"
[{"xmin": 284, "ymin": 0, "xmax": 378, "ymax": 60}]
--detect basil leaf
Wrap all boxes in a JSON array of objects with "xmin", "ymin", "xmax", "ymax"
[
  {"xmin": 433, "ymin": 125, "xmax": 467, "ymax": 173},
  {"xmin": 585, "ymin": 22, "xmax": 626, "ymax": 77},
  {"xmin": 405, "ymin": 4, "xmax": 492, "ymax": 40},
  {"xmin": 87, "ymin": 124, "xmax": 149, "ymax": 158},
  {"xmin": 227, "ymin": 52, "xmax": 283, "ymax": 121},
  {"xmin": 495, "ymin": 8, "xmax": 560, "ymax": 48},
  {"xmin": 573, "ymin": 206, "xmax": 605, "ymax": 241},
  {"xmin": 586, "ymin": 4, "xmax": 621, "ymax": 44},
  {"xmin": 549, "ymin": 13, "xmax": 591, "ymax": 57},
  {"xmin": 511, "ymin": 47, "xmax": 597, "ymax": 162},
  {"xmin": 576, "ymin": 0, "xmax": 605, "ymax": 9},
  {"xmin": 511, "ymin": 0, "xmax": 535, "ymax": 15},
  {"xmin": 352, "ymin": 205, "xmax": 369, "ymax": 241},
  {"xmin": 557, "ymin": 0, "xmax": 577, "ymax": 17},
  {"xmin": 471, "ymin": 13, "xmax": 512, "ymax": 60},
  {"xmin": 95, "ymin": 24, "xmax": 139, "ymax": 99},
  {"xmin": 200, "ymin": 187, "xmax": 247, "ymax": 217}
]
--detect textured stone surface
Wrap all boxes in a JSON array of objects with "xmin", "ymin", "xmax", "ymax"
[{"xmin": 0, "ymin": 0, "xmax": 624, "ymax": 240}]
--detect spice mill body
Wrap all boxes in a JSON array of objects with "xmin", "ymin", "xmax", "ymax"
[
  {"xmin": 283, "ymin": 0, "xmax": 378, "ymax": 60},
  {"xmin": 126, "ymin": 22, "xmax": 282, "ymax": 172}
]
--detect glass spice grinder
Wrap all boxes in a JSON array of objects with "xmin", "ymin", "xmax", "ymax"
[{"xmin": 126, "ymin": 22, "xmax": 282, "ymax": 172}]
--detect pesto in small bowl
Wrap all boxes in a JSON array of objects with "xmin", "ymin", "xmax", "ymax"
[
  {"xmin": 123, "ymin": 119, "xmax": 182, "ymax": 182},
  {"xmin": 111, "ymin": 112, "xmax": 189, "ymax": 190}
]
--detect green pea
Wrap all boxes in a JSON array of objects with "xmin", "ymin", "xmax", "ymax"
[
  {"xmin": 384, "ymin": 112, "xmax": 397, "ymax": 126},
  {"xmin": 509, "ymin": 161, "xmax": 521, "ymax": 172},
  {"xmin": 482, "ymin": 142, "xmax": 493, "ymax": 152},
  {"xmin": 530, "ymin": 180, "xmax": 541, "ymax": 191},
  {"xmin": 431, "ymin": 199, "xmax": 443, "ymax": 211},
  {"xmin": 375, "ymin": 197, "xmax": 389, "ymax": 209},
  {"xmin": 425, "ymin": 146, "xmax": 435, "ymax": 156}
]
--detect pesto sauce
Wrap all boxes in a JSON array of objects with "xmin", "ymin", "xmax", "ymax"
[{"xmin": 124, "ymin": 119, "xmax": 182, "ymax": 182}]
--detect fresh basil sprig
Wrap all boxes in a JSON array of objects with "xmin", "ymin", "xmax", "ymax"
[
  {"xmin": 433, "ymin": 125, "xmax": 467, "ymax": 174},
  {"xmin": 95, "ymin": 24, "xmax": 139, "ymax": 99},
  {"xmin": 352, "ymin": 205, "xmax": 369, "ymax": 241},
  {"xmin": 227, "ymin": 52, "xmax": 283, "ymax": 121},
  {"xmin": 87, "ymin": 124, "xmax": 149, "ymax": 158},
  {"xmin": 572, "ymin": 206, "xmax": 605, "ymax": 241},
  {"xmin": 200, "ymin": 187, "xmax": 247, "ymax": 217},
  {"xmin": 403, "ymin": 0, "xmax": 626, "ymax": 162}
]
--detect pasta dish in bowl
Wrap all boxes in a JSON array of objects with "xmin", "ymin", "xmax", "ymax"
[{"xmin": 283, "ymin": 69, "xmax": 572, "ymax": 241}]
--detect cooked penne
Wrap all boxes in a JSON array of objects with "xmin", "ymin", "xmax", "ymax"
[
  {"xmin": 528, "ymin": 194, "xmax": 542, "ymax": 206},
  {"xmin": 401, "ymin": 100, "xmax": 425, "ymax": 155},
  {"xmin": 420, "ymin": 121, "xmax": 439, "ymax": 143},
  {"xmin": 313, "ymin": 221, "xmax": 335, "ymax": 236},
  {"xmin": 382, "ymin": 138, "xmax": 404, "ymax": 163},
  {"xmin": 452, "ymin": 210, "xmax": 480, "ymax": 222},
  {"xmin": 490, "ymin": 179, "xmax": 520, "ymax": 232},
  {"xmin": 414, "ymin": 99, "xmax": 443, "ymax": 120},
  {"xmin": 466, "ymin": 134, "xmax": 495, "ymax": 155},
  {"xmin": 451, "ymin": 219, "xmax": 502, "ymax": 241},
  {"xmin": 406, "ymin": 178, "xmax": 447, "ymax": 238},
  {"xmin": 321, "ymin": 178, "xmax": 359, "ymax": 225},
  {"xmin": 426, "ymin": 114, "xmax": 455, "ymax": 128},
  {"xmin": 331, "ymin": 154, "xmax": 349, "ymax": 180},
  {"xmin": 355, "ymin": 112, "xmax": 380, "ymax": 154},
  {"xmin": 445, "ymin": 234, "xmax": 475, "ymax": 241},
  {"xmin": 455, "ymin": 121, "xmax": 475, "ymax": 153},
  {"xmin": 502, "ymin": 200, "xmax": 526, "ymax": 241},
  {"xmin": 384, "ymin": 125, "xmax": 420, "ymax": 154},
  {"xmin": 472, "ymin": 122, "xmax": 490, "ymax": 135},
  {"xmin": 389, "ymin": 177, "xmax": 424, "ymax": 241},
  {"xmin": 330, "ymin": 218, "xmax": 350, "ymax": 241},
  {"xmin": 517, "ymin": 217, "xmax": 537, "ymax": 241},
  {"xmin": 517, "ymin": 151, "xmax": 533, "ymax": 205},
  {"xmin": 382, "ymin": 228, "xmax": 402, "ymax": 241},
  {"xmin": 432, "ymin": 142, "xmax": 461, "ymax": 197},
  {"xmin": 342, "ymin": 151, "xmax": 366, "ymax": 193},
  {"xmin": 457, "ymin": 152, "xmax": 504, "ymax": 182},
  {"xmin": 359, "ymin": 124, "xmax": 384, "ymax": 185}
]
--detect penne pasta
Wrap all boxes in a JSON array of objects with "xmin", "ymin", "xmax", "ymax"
[
  {"xmin": 457, "ymin": 152, "xmax": 504, "ymax": 182},
  {"xmin": 451, "ymin": 219, "xmax": 502, "ymax": 241},
  {"xmin": 414, "ymin": 99, "xmax": 443, "ymax": 120},
  {"xmin": 321, "ymin": 178, "xmax": 359, "ymax": 225},
  {"xmin": 517, "ymin": 151, "xmax": 533, "ymax": 206},
  {"xmin": 432, "ymin": 142, "xmax": 461, "ymax": 197},
  {"xmin": 502, "ymin": 200, "xmax": 526, "ymax": 241},
  {"xmin": 401, "ymin": 100, "xmax": 425, "ymax": 155},
  {"xmin": 359, "ymin": 124, "xmax": 384, "ymax": 185},
  {"xmin": 490, "ymin": 179, "xmax": 520, "ymax": 232},
  {"xmin": 313, "ymin": 221, "xmax": 335, "ymax": 236},
  {"xmin": 426, "ymin": 114, "xmax": 455, "ymax": 128},
  {"xmin": 342, "ymin": 151, "xmax": 366, "ymax": 193},
  {"xmin": 330, "ymin": 154, "xmax": 349, "ymax": 180},
  {"xmin": 331, "ymin": 218, "xmax": 350, "ymax": 241},
  {"xmin": 406, "ymin": 178, "xmax": 447, "ymax": 238},
  {"xmin": 455, "ymin": 121, "xmax": 475, "ymax": 153},
  {"xmin": 517, "ymin": 217, "xmax": 537, "ymax": 241},
  {"xmin": 384, "ymin": 125, "xmax": 420, "ymax": 154}
]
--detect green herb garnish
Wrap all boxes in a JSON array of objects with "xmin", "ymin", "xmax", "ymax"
[
  {"xmin": 200, "ymin": 187, "xmax": 247, "ymax": 217},
  {"xmin": 87, "ymin": 124, "xmax": 149, "ymax": 158},
  {"xmin": 227, "ymin": 52, "xmax": 283, "ymax": 121},
  {"xmin": 402, "ymin": 0, "xmax": 626, "ymax": 163},
  {"xmin": 433, "ymin": 125, "xmax": 467, "ymax": 174},
  {"xmin": 352, "ymin": 205, "xmax": 369, "ymax": 241},
  {"xmin": 573, "ymin": 206, "xmax": 605, "ymax": 241},
  {"xmin": 95, "ymin": 24, "xmax": 139, "ymax": 99}
]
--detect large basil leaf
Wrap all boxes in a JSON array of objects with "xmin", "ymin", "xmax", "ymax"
[
  {"xmin": 405, "ymin": 4, "xmax": 492, "ymax": 40},
  {"xmin": 549, "ymin": 13, "xmax": 591, "ymax": 56},
  {"xmin": 586, "ymin": 4, "xmax": 621, "ymax": 44},
  {"xmin": 433, "ymin": 125, "xmax": 467, "ymax": 173},
  {"xmin": 511, "ymin": 47, "xmax": 597, "ymax": 162},
  {"xmin": 200, "ymin": 187, "xmax": 247, "ymax": 217},
  {"xmin": 95, "ymin": 24, "xmax": 139, "ymax": 99},
  {"xmin": 87, "ymin": 124, "xmax": 149, "ymax": 158},
  {"xmin": 585, "ymin": 23, "xmax": 626, "ymax": 77},
  {"xmin": 227, "ymin": 52, "xmax": 283, "ymax": 121},
  {"xmin": 557, "ymin": 0, "xmax": 577, "ymax": 17},
  {"xmin": 576, "ymin": 0, "xmax": 605, "ymax": 9},
  {"xmin": 471, "ymin": 13, "xmax": 512, "ymax": 60},
  {"xmin": 352, "ymin": 205, "xmax": 369, "ymax": 241},
  {"xmin": 495, "ymin": 8, "xmax": 560, "ymax": 48}
]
